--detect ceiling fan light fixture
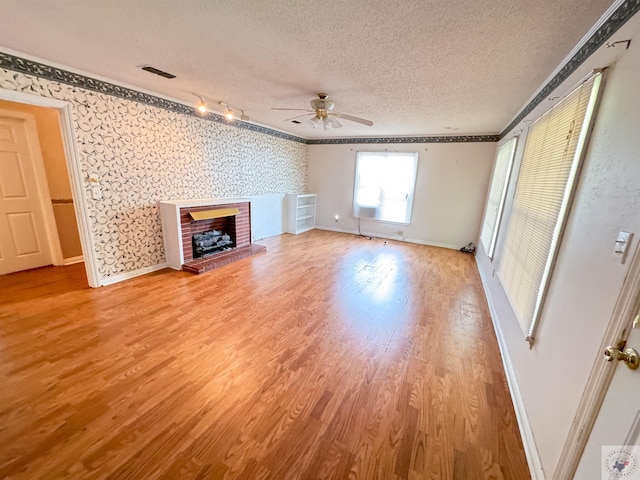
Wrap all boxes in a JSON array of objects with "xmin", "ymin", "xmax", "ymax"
[{"xmin": 273, "ymin": 93, "xmax": 373, "ymax": 131}]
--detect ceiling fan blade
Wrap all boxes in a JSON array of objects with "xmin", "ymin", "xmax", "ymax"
[
  {"xmin": 271, "ymin": 108, "xmax": 314, "ymax": 112},
  {"xmin": 333, "ymin": 112, "xmax": 374, "ymax": 126},
  {"xmin": 284, "ymin": 113, "xmax": 313, "ymax": 122}
]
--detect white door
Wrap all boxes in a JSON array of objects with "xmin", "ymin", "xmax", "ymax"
[
  {"xmin": 0, "ymin": 112, "xmax": 52, "ymax": 274},
  {"xmin": 575, "ymin": 310, "xmax": 640, "ymax": 479}
]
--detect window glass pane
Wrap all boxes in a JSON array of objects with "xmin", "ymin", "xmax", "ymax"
[
  {"xmin": 480, "ymin": 137, "xmax": 517, "ymax": 258},
  {"xmin": 353, "ymin": 152, "xmax": 418, "ymax": 224}
]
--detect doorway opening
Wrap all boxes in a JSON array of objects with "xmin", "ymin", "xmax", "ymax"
[{"xmin": 0, "ymin": 90, "xmax": 99, "ymax": 287}]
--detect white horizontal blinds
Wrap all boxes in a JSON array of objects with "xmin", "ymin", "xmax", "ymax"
[
  {"xmin": 498, "ymin": 75, "xmax": 598, "ymax": 333},
  {"xmin": 480, "ymin": 137, "xmax": 517, "ymax": 258}
]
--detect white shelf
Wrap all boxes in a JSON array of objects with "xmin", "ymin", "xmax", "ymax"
[{"xmin": 286, "ymin": 193, "xmax": 316, "ymax": 234}]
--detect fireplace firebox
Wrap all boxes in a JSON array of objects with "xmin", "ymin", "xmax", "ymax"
[{"xmin": 192, "ymin": 230, "xmax": 234, "ymax": 258}]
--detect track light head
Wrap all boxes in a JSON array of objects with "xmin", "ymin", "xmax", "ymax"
[{"xmin": 195, "ymin": 95, "xmax": 207, "ymax": 114}]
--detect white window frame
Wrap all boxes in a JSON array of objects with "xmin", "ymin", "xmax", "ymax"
[
  {"xmin": 480, "ymin": 137, "xmax": 518, "ymax": 259},
  {"xmin": 497, "ymin": 71, "xmax": 605, "ymax": 345},
  {"xmin": 352, "ymin": 151, "xmax": 419, "ymax": 225}
]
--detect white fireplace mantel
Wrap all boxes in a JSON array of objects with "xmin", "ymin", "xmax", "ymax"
[{"xmin": 158, "ymin": 197, "xmax": 251, "ymax": 270}]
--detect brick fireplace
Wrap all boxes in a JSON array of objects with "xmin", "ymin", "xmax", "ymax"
[
  {"xmin": 180, "ymin": 202, "xmax": 250, "ymax": 262},
  {"xmin": 159, "ymin": 198, "xmax": 266, "ymax": 274}
]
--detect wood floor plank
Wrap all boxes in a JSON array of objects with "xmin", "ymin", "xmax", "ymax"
[{"xmin": 0, "ymin": 230, "xmax": 530, "ymax": 479}]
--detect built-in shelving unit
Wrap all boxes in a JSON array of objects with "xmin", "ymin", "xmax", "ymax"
[{"xmin": 286, "ymin": 193, "xmax": 316, "ymax": 234}]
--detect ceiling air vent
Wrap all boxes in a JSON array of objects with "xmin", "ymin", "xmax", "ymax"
[{"xmin": 140, "ymin": 65, "xmax": 176, "ymax": 79}]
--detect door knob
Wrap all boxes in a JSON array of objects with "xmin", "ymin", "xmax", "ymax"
[{"xmin": 604, "ymin": 345, "xmax": 640, "ymax": 370}]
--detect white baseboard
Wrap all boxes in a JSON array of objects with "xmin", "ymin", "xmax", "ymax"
[
  {"xmin": 63, "ymin": 255, "xmax": 84, "ymax": 265},
  {"xmin": 252, "ymin": 231, "xmax": 284, "ymax": 242},
  {"xmin": 99, "ymin": 263, "xmax": 168, "ymax": 286},
  {"xmin": 314, "ymin": 225, "xmax": 460, "ymax": 250},
  {"xmin": 403, "ymin": 237, "xmax": 460, "ymax": 250},
  {"xmin": 475, "ymin": 257, "xmax": 546, "ymax": 480}
]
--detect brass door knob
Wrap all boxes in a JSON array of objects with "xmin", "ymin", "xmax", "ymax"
[{"xmin": 604, "ymin": 345, "xmax": 640, "ymax": 370}]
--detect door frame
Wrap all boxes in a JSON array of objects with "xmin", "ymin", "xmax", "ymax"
[
  {"xmin": 554, "ymin": 240, "xmax": 640, "ymax": 479},
  {"xmin": 0, "ymin": 89, "xmax": 100, "ymax": 287}
]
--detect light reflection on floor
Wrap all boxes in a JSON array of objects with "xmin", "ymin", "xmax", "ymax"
[{"xmin": 332, "ymin": 245, "xmax": 415, "ymax": 348}]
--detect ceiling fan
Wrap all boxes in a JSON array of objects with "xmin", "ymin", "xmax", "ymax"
[{"xmin": 272, "ymin": 93, "xmax": 374, "ymax": 130}]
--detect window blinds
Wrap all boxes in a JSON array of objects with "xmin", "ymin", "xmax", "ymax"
[
  {"xmin": 480, "ymin": 137, "xmax": 517, "ymax": 259},
  {"xmin": 498, "ymin": 73, "xmax": 602, "ymax": 340}
]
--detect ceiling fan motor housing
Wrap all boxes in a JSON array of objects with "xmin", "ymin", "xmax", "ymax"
[{"xmin": 310, "ymin": 93, "xmax": 335, "ymax": 114}]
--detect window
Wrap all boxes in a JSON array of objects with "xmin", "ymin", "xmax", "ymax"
[
  {"xmin": 480, "ymin": 137, "xmax": 517, "ymax": 259},
  {"xmin": 353, "ymin": 151, "xmax": 418, "ymax": 224},
  {"xmin": 498, "ymin": 72, "xmax": 603, "ymax": 342}
]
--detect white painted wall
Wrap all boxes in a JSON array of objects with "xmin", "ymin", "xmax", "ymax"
[
  {"xmin": 476, "ymin": 15, "xmax": 640, "ymax": 478},
  {"xmin": 248, "ymin": 194, "xmax": 286, "ymax": 240},
  {"xmin": 307, "ymin": 142, "xmax": 496, "ymax": 248}
]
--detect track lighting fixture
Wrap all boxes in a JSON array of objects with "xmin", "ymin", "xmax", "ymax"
[{"xmin": 193, "ymin": 95, "xmax": 249, "ymax": 122}]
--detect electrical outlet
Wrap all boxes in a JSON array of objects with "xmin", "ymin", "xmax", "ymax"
[{"xmin": 397, "ymin": 230, "xmax": 404, "ymax": 236}]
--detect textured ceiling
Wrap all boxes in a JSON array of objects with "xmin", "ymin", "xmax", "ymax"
[{"xmin": 0, "ymin": 0, "xmax": 616, "ymax": 139}]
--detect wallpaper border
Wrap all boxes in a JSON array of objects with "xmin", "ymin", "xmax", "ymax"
[
  {"xmin": 0, "ymin": 51, "xmax": 307, "ymax": 144},
  {"xmin": 0, "ymin": 51, "xmax": 495, "ymax": 145},
  {"xmin": 2, "ymin": 0, "xmax": 637, "ymax": 146},
  {"xmin": 499, "ymin": 0, "xmax": 640, "ymax": 138},
  {"xmin": 306, "ymin": 135, "xmax": 500, "ymax": 144}
]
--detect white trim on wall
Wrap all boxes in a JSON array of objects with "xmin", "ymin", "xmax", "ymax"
[
  {"xmin": 63, "ymin": 255, "xmax": 84, "ymax": 265},
  {"xmin": 314, "ymin": 225, "xmax": 461, "ymax": 250},
  {"xmin": 99, "ymin": 263, "xmax": 168, "ymax": 286},
  {"xmin": 58, "ymin": 103, "xmax": 100, "ymax": 287},
  {"xmin": 0, "ymin": 88, "xmax": 101, "ymax": 287},
  {"xmin": 476, "ymin": 256, "xmax": 546, "ymax": 480}
]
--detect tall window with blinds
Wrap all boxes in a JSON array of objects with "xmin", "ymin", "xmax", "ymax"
[
  {"xmin": 480, "ymin": 137, "xmax": 517, "ymax": 259},
  {"xmin": 353, "ymin": 151, "xmax": 418, "ymax": 224},
  {"xmin": 498, "ymin": 72, "xmax": 603, "ymax": 343}
]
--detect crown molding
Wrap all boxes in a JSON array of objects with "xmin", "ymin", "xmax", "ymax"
[
  {"xmin": 5, "ymin": 0, "xmax": 638, "ymax": 149},
  {"xmin": 500, "ymin": 0, "xmax": 640, "ymax": 138},
  {"xmin": 0, "ymin": 51, "xmax": 307, "ymax": 144}
]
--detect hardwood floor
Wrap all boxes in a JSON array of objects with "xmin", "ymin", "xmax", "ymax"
[{"xmin": 0, "ymin": 230, "xmax": 530, "ymax": 479}]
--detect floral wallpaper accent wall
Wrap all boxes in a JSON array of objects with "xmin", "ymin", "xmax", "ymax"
[{"xmin": 0, "ymin": 68, "xmax": 307, "ymax": 279}]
